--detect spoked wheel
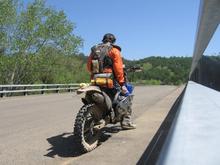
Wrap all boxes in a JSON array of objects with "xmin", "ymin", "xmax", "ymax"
[{"xmin": 74, "ymin": 104, "xmax": 100, "ymax": 152}]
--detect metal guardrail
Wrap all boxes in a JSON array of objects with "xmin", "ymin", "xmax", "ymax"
[{"xmin": 0, "ymin": 84, "xmax": 80, "ymax": 97}]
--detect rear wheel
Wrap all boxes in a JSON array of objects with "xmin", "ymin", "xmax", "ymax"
[{"xmin": 74, "ymin": 104, "xmax": 100, "ymax": 152}]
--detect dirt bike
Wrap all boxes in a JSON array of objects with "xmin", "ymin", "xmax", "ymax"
[{"xmin": 73, "ymin": 73, "xmax": 134, "ymax": 152}]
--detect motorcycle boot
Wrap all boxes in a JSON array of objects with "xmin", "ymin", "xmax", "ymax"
[{"xmin": 120, "ymin": 107, "xmax": 136, "ymax": 130}]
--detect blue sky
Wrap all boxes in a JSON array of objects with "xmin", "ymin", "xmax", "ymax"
[{"xmin": 24, "ymin": 0, "xmax": 219, "ymax": 60}]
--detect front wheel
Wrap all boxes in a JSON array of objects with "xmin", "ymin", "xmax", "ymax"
[{"xmin": 74, "ymin": 104, "xmax": 100, "ymax": 152}]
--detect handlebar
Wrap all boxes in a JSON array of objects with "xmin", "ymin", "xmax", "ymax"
[{"xmin": 124, "ymin": 66, "xmax": 142, "ymax": 72}]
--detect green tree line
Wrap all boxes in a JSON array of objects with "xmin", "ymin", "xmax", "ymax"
[
  {"xmin": 0, "ymin": 0, "xmax": 193, "ymax": 85},
  {"xmin": 124, "ymin": 56, "xmax": 192, "ymax": 85}
]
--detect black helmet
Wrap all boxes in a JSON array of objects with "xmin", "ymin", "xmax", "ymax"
[{"xmin": 102, "ymin": 33, "xmax": 116, "ymax": 44}]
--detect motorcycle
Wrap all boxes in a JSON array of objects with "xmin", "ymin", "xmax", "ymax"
[{"xmin": 73, "ymin": 72, "xmax": 135, "ymax": 152}]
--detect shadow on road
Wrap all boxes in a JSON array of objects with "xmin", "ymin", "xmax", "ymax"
[
  {"xmin": 44, "ymin": 132, "xmax": 81, "ymax": 158},
  {"xmin": 45, "ymin": 125, "xmax": 121, "ymax": 158}
]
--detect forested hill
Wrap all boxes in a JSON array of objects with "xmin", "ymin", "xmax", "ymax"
[{"xmin": 124, "ymin": 56, "xmax": 192, "ymax": 85}]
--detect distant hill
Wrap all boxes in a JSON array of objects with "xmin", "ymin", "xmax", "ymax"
[{"xmin": 123, "ymin": 56, "xmax": 192, "ymax": 85}]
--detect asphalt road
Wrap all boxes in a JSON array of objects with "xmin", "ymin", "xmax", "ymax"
[{"xmin": 0, "ymin": 85, "xmax": 183, "ymax": 165}]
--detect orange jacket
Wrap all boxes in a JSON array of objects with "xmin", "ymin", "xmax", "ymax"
[{"xmin": 87, "ymin": 46, "xmax": 125, "ymax": 86}]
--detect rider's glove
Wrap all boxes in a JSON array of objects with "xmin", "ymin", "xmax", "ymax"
[{"xmin": 121, "ymin": 85, "xmax": 129, "ymax": 96}]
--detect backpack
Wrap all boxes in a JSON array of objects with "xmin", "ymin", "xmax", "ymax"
[{"xmin": 90, "ymin": 43, "xmax": 113, "ymax": 74}]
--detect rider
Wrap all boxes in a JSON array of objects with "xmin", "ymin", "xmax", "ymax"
[{"xmin": 87, "ymin": 33, "xmax": 136, "ymax": 130}]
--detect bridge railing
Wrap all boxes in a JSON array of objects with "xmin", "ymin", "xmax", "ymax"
[{"xmin": 0, "ymin": 84, "xmax": 80, "ymax": 97}]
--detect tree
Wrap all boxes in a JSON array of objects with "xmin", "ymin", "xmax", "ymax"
[{"xmin": 0, "ymin": 0, "xmax": 82, "ymax": 84}]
